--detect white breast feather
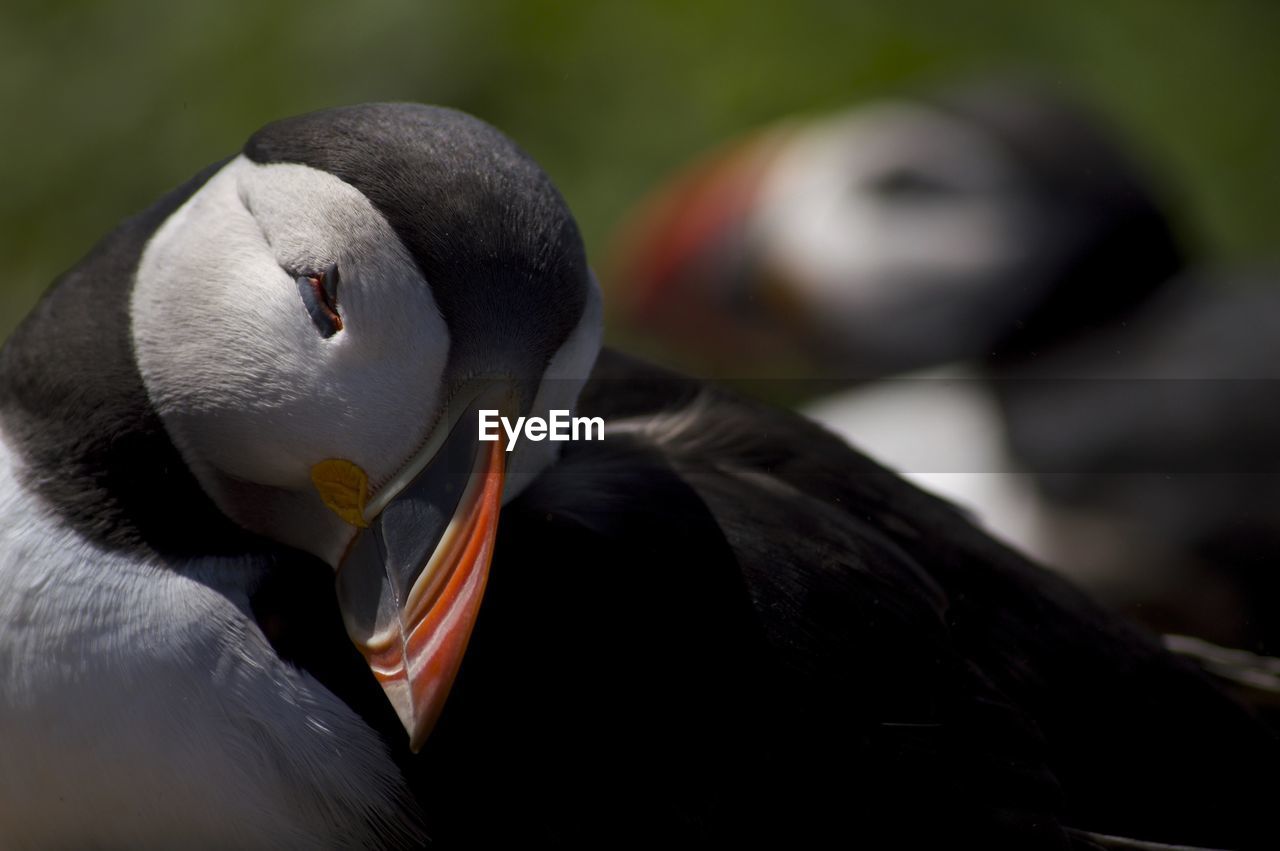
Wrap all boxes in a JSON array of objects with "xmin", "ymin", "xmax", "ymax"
[{"xmin": 0, "ymin": 432, "xmax": 423, "ymax": 850}]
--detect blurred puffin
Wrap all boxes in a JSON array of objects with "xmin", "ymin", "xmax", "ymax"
[
  {"xmin": 606, "ymin": 81, "xmax": 1182, "ymax": 379},
  {"xmin": 605, "ymin": 82, "xmax": 1280, "ymax": 646},
  {"xmin": 1, "ymin": 103, "xmax": 1278, "ymax": 849}
]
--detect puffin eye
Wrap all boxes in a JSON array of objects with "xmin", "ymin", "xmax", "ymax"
[
  {"xmin": 295, "ymin": 263, "xmax": 343, "ymax": 338},
  {"xmin": 863, "ymin": 167, "xmax": 955, "ymax": 201}
]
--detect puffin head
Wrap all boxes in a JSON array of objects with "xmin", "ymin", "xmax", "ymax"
[
  {"xmin": 129, "ymin": 103, "xmax": 602, "ymax": 750},
  {"xmin": 606, "ymin": 82, "xmax": 1182, "ymax": 378}
]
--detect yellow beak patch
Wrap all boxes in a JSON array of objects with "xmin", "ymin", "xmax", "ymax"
[{"xmin": 311, "ymin": 458, "xmax": 371, "ymax": 528}]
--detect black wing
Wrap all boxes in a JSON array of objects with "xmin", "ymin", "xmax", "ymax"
[{"xmin": 268, "ymin": 349, "xmax": 1280, "ymax": 849}]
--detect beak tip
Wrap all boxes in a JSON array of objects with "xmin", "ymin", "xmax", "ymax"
[
  {"xmin": 383, "ymin": 686, "xmax": 437, "ymax": 754},
  {"xmin": 386, "ymin": 694, "xmax": 432, "ymax": 754}
]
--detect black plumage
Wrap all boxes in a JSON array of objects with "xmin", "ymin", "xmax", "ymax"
[
  {"xmin": 996, "ymin": 272, "xmax": 1280, "ymax": 651},
  {"xmin": 264, "ymin": 349, "xmax": 1280, "ymax": 849},
  {"xmin": 0, "ymin": 157, "xmax": 246, "ymax": 557}
]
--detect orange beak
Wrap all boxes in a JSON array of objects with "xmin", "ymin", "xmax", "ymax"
[
  {"xmin": 602, "ymin": 124, "xmax": 794, "ymax": 327},
  {"xmin": 335, "ymin": 406, "xmax": 507, "ymax": 751}
]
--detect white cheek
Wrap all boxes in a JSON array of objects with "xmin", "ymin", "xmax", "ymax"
[
  {"xmin": 132, "ymin": 157, "xmax": 450, "ymax": 497},
  {"xmin": 752, "ymin": 102, "xmax": 1035, "ymax": 329}
]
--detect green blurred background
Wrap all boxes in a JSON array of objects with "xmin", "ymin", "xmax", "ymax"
[{"xmin": 2, "ymin": 0, "xmax": 1277, "ymax": 343}]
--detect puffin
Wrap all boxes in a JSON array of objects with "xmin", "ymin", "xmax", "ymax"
[
  {"xmin": 604, "ymin": 81, "xmax": 1183, "ymax": 381},
  {"xmin": 604, "ymin": 82, "xmax": 1280, "ymax": 653},
  {"xmin": 1, "ymin": 103, "xmax": 1278, "ymax": 850},
  {"xmin": 601, "ymin": 82, "xmax": 1280, "ymax": 643}
]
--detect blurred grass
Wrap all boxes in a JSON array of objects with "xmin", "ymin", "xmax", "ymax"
[{"xmin": 2, "ymin": 0, "xmax": 1278, "ymax": 342}]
